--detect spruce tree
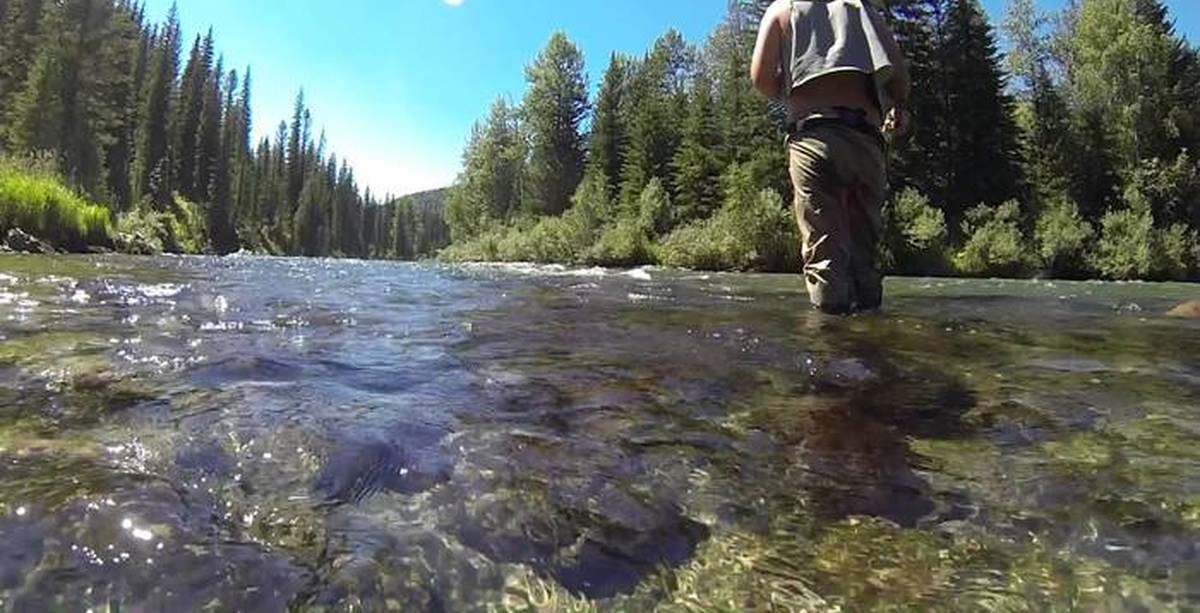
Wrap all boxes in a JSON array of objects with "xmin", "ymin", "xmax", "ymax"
[
  {"xmin": 195, "ymin": 56, "xmax": 222, "ymax": 207},
  {"xmin": 286, "ymin": 91, "xmax": 306, "ymax": 215},
  {"xmin": 209, "ymin": 68, "xmax": 237, "ymax": 253},
  {"xmin": 104, "ymin": 1, "xmax": 147, "ymax": 209},
  {"xmin": 619, "ymin": 30, "xmax": 691, "ymax": 208},
  {"xmin": 671, "ymin": 70, "xmax": 723, "ymax": 226},
  {"xmin": 132, "ymin": 4, "xmax": 180, "ymax": 207},
  {"xmin": 0, "ymin": 0, "xmax": 46, "ymax": 134},
  {"xmin": 174, "ymin": 31, "xmax": 211, "ymax": 201},
  {"xmin": 9, "ymin": 0, "xmax": 126, "ymax": 197},
  {"xmin": 588, "ymin": 53, "xmax": 629, "ymax": 199},
  {"xmin": 445, "ymin": 97, "xmax": 524, "ymax": 241},
  {"xmin": 522, "ymin": 32, "xmax": 588, "ymax": 216},
  {"xmin": 939, "ymin": 0, "xmax": 1022, "ymax": 228}
]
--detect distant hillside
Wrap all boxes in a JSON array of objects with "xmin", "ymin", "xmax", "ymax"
[
  {"xmin": 385, "ymin": 187, "xmax": 451, "ymax": 258},
  {"xmin": 398, "ymin": 188, "xmax": 449, "ymax": 213}
]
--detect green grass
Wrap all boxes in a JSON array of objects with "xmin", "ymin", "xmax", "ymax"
[{"xmin": 0, "ymin": 158, "xmax": 113, "ymax": 250}]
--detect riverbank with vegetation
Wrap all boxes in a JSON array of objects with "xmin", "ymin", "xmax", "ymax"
[
  {"xmin": 441, "ymin": 0, "xmax": 1199, "ymax": 282},
  {"xmin": 0, "ymin": 0, "xmax": 449, "ymax": 259}
]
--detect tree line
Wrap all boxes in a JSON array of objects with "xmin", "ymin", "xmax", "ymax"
[
  {"xmin": 0, "ymin": 0, "xmax": 448, "ymax": 258},
  {"xmin": 443, "ymin": 0, "xmax": 1200, "ymax": 281}
]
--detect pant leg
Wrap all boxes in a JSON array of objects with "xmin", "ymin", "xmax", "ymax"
[
  {"xmin": 789, "ymin": 126, "xmax": 887, "ymax": 314},
  {"xmin": 789, "ymin": 134, "xmax": 854, "ymax": 314},
  {"xmin": 840, "ymin": 135, "xmax": 886, "ymax": 311},
  {"xmin": 847, "ymin": 181, "xmax": 884, "ymax": 310}
]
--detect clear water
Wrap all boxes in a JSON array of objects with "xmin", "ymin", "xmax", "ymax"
[{"xmin": 0, "ymin": 254, "xmax": 1197, "ymax": 611}]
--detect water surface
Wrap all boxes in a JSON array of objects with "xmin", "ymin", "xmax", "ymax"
[{"xmin": 0, "ymin": 255, "xmax": 1197, "ymax": 611}]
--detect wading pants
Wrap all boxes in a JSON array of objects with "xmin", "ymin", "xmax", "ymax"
[{"xmin": 788, "ymin": 123, "xmax": 887, "ymax": 314}]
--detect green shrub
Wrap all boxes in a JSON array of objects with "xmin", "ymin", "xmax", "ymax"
[
  {"xmin": 439, "ymin": 227, "xmax": 505, "ymax": 262},
  {"xmin": 953, "ymin": 200, "xmax": 1032, "ymax": 277},
  {"xmin": 883, "ymin": 188, "xmax": 950, "ymax": 275},
  {"xmin": 115, "ymin": 207, "xmax": 168, "ymax": 254},
  {"xmin": 166, "ymin": 196, "xmax": 207, "ymax": 254},
  {"xmin": 1091, "ymin": 205, "xmax": 1154, "ymax": 280},
  {"xmin": 589, "ymin": 217, "xmax": 654, "ymax": 267},
  {"xmin": 658, "ymin": 183, "xmax": 798, "ymax": 272},
  {"xmin": 1152, "ymin": 223, "xmax": 1196, "ymax": 281},
  {"xmin": 112, "ymin": 195, "xmax": 208, "ymax": 255},
  {"xmin": 636, "ymin": 177, "xmax": 671, "ymax": 237},
  {"xmin": 1034, "ymin": 195, "xmax": 1094, "ymax": 278},
  {"xmin": 0, "ymin": 158, "xmax": 113, "ymax": 250},
  {"xmin": 502, "ymin": 214, "xmax": 591, "ymax": 263}
]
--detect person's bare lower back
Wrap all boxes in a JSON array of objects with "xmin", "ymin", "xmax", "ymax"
[{"xmin": 788, "ymin": 71, "xmax": 882, "ymax": 127}]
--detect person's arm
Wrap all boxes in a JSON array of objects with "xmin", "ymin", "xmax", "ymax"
[
  {"xmin": 750, "ymin": 2, "xmax": 786, "ymax": 99},
  {"xmin": 864, "ymin": 3, "xmax": 912, "ymax": 135}
]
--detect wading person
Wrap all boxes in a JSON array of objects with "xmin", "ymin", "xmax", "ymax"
[{"xmin": 751, "ymin": 0, "xmax": 911, "ymax": 314}]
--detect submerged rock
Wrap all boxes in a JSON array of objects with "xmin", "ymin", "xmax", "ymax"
[
  {"xmin": 313, "ymin": 437, "xmax": 450, "ymax": 505},
  {"xmin": 4, "ymin": 228, "xmax": 55, "ymax": 254},
  {"xmin": 1166, "ymin": 300, "xmax": 1200, "ymax": 318}
]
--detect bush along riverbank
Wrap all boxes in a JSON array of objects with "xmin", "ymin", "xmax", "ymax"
[
  {"xmin": 0, "ymin": 158, "xmax": 112, "ymax": 253},
  {"xmin": 441, "ymin": 1, "xmax": 1200, "ymax": 283},
  {"xmin": 0, "ymin": 157, "xmax": 213, "ymax": 256}
]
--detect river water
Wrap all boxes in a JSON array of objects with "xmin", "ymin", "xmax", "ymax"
[{"xmin": 0, "ymin": 254, "xmax": 1196, "ymax": 611}]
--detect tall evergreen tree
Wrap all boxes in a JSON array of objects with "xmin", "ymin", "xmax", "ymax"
[
  {"xmin": 104, "ymin": 0, "xmax": 147, "ymax": 208},
  {"xmin": 619, "ymin": 30, "xmax": 692, "ymax": 208},
  {"xmin": 195, "ymin": 56, "xmax": 222, "ymax": 206},
  {"xmin": 671, "ymin": 70, "xmax": 723, "ymax": 226},
  {"xmin": 132, "ymin": 4, "xmax": 180, "ymax": 207},
  {"xmin": 209, "ymin": 67, "xmax": 237, "ymax": 253},
  {"xmin": 588, "ymin": 53, "xmax": 629, "ymax": 199},
  {"xmin": 0, "ymin": 0, "xmax": 46, "ymax": 135},
  {"xmin": 174, "ymin": 30, "xmax": 210, "ymax": 201},
  {"xmin": 522, "ymin": 32, "xmax": 588, "ymax": 216},
  {"xmin": 939, "ymin": 0, "xmax": 1023, "ymax": 227},
  {"xmin": 444, "ymin": 97, "xmax": 524, "ymax": 241},
  {"xmin": 286, "ymin": 91, "xmax": 306, "ymax": 215}
]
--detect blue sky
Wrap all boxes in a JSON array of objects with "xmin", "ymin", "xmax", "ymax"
[{"xmin": 142, "ymin": 0, "xmax": 1198, "ymax": 198}]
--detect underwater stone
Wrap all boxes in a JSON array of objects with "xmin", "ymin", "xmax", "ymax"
[{"xmin": 1166, "ymin": 301, "xmax": 1200, "ymax": 318}]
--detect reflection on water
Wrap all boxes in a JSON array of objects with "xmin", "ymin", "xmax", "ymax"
[{"xmin": 0, "ymin": 255, "xmax": 1198, "ymax": 610}]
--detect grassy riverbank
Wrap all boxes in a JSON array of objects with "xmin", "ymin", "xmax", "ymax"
[{"xmin": 0, "ymin": 158, "xmax": 112, "ymax": 251}]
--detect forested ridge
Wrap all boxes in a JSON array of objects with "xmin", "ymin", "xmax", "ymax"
[
  {"xmin": 0, "ymin": 0, "xmax": 449, "ymax": 258},
  {"xmin": 443, "ymin": 0, "xmax": 1200, "ymax": 281}
]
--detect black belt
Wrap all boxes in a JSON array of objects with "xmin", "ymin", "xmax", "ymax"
[{"xmin": 788, "ymin": 106, "xmax": 886, "ymax": 149}]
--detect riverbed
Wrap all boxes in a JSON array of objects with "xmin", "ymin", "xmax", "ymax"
[{"xmin": 0, "ymin": 254, "xmax": 1196, "ymax": 611}]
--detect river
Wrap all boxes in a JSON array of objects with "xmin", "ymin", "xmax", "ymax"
[{"xmin": 0, "ymin": 254, "xmax": 1196, "ymax": 611}]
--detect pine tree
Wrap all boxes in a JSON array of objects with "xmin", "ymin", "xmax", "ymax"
[
  {"xmin": 619, "ymin": 30, "xmax": 691, "ymax": 208},
  {"xmin": 174, "ymin": 30, "xmax": 211, "ymax": 201},
  {"xmin": 522, "ymin": 32, "xmax": 588, "ymax": 216},
  {"xmin": 209, "ymin": 68, "xmax": 237, "ymax": 253},
  {"xmin": 8, "ymin": 0, "xmax": 130, "ymax": 197},
  {"xmin": 293, "ymin": 169, "xmax": 330, "ymax": 257},
  {"xmin": 588, "ymin": 53, "xmax": 629, "ymax": 198},
  {"xmin": 230, "ymin": 69, "xmax": 253, "ymax": 230},
  {"xmin": 884, "ymin": 0, "xmax": 943, "ymax": 205},
  {"xmin": 445, "ymin": 97, "xmax": 524, "ymax": 241},
  {"xmin": 707, "ymin": 9, "xmax": 784, "ymax": 194},
  {"xmin": 132, "ymin": 4, "xmax": 180, "ymax": 207},
  {"xmin": 195, "ymin": 56, "xmax": 222, "ymax": 207},
  {"xmin": 939, "ymin": 0, "xmax": 1022, "ymax": 227},
  {"xmin": 0, "ymin": 0, "xmax": 46, "ymax": 134},
  {"xmin": 286, "ymin": 91, "xmax": 306, "ymax": 215},
  {"xmin": 671, "ymin": 70, "xmax": 723, "ymax": 226},
  {"xmin": 104, "ymin": 0, "xmax": 147, "ymax": 209}
]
